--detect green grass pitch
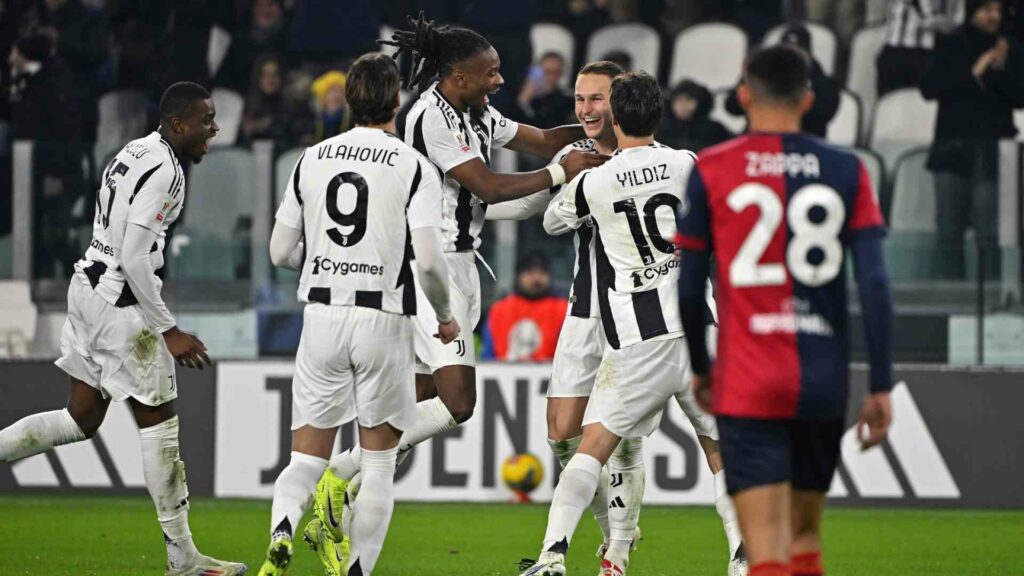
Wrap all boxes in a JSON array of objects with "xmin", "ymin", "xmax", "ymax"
[{"xmin": 1, "ymin": 495, "xmax": 1021, "ymax": 575}]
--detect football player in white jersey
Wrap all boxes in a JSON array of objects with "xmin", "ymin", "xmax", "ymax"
[
  {"xmin": 316, "ymin": 12, "xmax": 608, "ymax": 523},
  {"xmin": 258, "ymin": 54, "xmax": 460, "ymax": 576},
  {"xmin": 520, "ymin": 71, "xmax": 744, "ymax": 576},
  {"xmin": 0, "ymin": 82, "xmax": 246, "ymax": 575}
]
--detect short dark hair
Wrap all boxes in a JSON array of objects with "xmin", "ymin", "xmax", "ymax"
[
  {"xmin": 744, "ymin": 45, "xmax": 810, "ymax": 107},
  {"xmin": 347, "ymin": 53, "xmax": 402, "ymax": 126},
  {"xmin": 159, "ymin": 82, "xmax": 211, "ymax": 123},
  {"xmin": 610, "ymin": 70, "xmax": 663, "ymax": 137},
  {"xmin": 578, "ymin": 60, "xmax": 624, "ymax": 80}
]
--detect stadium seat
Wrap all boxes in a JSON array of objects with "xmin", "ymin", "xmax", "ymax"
[
  {"xmin": 0, "ymin": 235, "xmax": 10, "ymax": 279},
  {"xmin": 886, "ymin": 147, "xmax": 939, "ymax": 280},
  {"xmin": 868, "ymin": 88, "xmax": 937, "ymax": 173},
  {"xmin": 0, "ymin": 280, "xmax": 37, "ymax": 358},
  {"xmin": 531, "ymin": 23, "xmax": 575, "ymax": 88},
  {"xmin": 762, "ymin": 22, "xmax": 838, "ymax": 76},
  {"xmin": 710, "ymin": 90, "xmax": 746, "ymax": 135},
  {"xmin": 587, "ymin": 23, "xmax": 661, "ymax": 76},
  {"xmin": 846, "ymin": 24, "xmax": 887, "ymax": 141},
  {"xmin": 275, "ymin": 148, "xmax": 305, "ymax": 202},
  {"xmin": 669, "ymin": 23, "xmax": 746, "ymax": 90},
  {"xmin": 207, "ymin": 25, "xmax": 232, "ymax": 78},
  {"xmin": 211, "ymin": 88, "xmax": 244, "ymax": 147},
  {"xmin": 827, "ymin": 90, "xmax": 862, "ymax": 147},
  {"xmin": 1014, "ymin": 109, "xmax": 1024, "ymax": 138},
  {"xmin": 865, "ymin": 0, "xmax": 890, "ymax": 26},
  {"xmin": 96, "ymin": 90, "xmax": 148, "ymax": 167},
  {"xmin": 380, "ymin": 25, "xmax": 397, "ymax": 56}
]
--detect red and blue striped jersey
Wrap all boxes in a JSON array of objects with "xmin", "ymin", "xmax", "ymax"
[{"xmin": 677, "ymin": 133, "xmax": 886, "ymax": 420}]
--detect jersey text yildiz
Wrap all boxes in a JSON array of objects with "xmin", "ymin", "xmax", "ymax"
[
  {"xmin": 677, "ymin": 133, "xmax": 885, "ymax": 420},
  {"xmin": 404, "ymin": 82, "xmax": 519, "ymax": 252},
  {"xmin": 276, "ymin": 127, "xmax": 443, "ymax": 316},
  {"xmin": 75, "ymin": 131, "xmax": 185, "ymax": 307},
  {"xmin": 557, "ymin": 143, "xmax": 698, "ymax": 349}
]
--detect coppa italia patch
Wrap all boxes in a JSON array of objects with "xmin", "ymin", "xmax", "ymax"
[{"xmin": 454, "ymin": 131, "xmax": 470, "ymax": 152}]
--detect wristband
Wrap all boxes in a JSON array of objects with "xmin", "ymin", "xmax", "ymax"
[{"xmin": 546, "ymin": 163, "xmax": 566, "ymax": 186}]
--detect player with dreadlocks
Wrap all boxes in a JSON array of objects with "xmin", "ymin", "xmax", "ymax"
[{"xmin": 304, "ymin": 13, "xmax": 609, "ymax": 570}]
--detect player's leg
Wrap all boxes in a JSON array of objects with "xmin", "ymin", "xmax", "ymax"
[
  {"xmin": 603, "ymin": 435, "xmax": 644, "ymax": 570},
  {"xmin": 732, "ymin": 484, "xmax": 792, "ymax": 575},
  {"xmin": 790, "ymin": 490, "xmax": 826, "ymax": 576},
  {"xmin": 345, "ymin": 423, "xmax": 402, "ymax": 576},
  {"xmin": 0, "ymin": 377, "xmax": 101, "ymax": 462},
  {"xmin": 787, "ymin": 418, "xmax": 844, "ymax": 576}
]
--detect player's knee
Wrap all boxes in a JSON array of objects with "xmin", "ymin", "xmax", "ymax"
[
  {"xmin": 447, "ymin": 401, "xmax": 475, "ymax": 424},
  {"xmin": 610, "ymin": 437, "xmax": 644, "ymax": 469},
  {"xmin": 547, "ymin": 412, "xmax": 582, "ymax": 441},
  {"xmin": 67, "ymin": 408, "xmax": 103, "ymax": 439}
]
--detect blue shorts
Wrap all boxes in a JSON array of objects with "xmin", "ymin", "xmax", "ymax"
[{"xmin": 717, "ymin": 416, "xmax": 845, "ymax": 495}]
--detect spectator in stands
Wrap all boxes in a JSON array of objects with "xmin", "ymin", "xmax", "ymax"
[
  {"xmin": 215, "ymin": 0, "xmax": 289, "ymax": 93},
  {"xmin": 658, "ymin": 79, "xmax": 733, "ymax": 152},
  {"xmin": 240, "ymin": 54, "xmax": 294, "ymax": 147},
  {"xmin": 517, "ymin": 52, "xmax": 575, "ymax": 129},
  {"xmin": 9, "ymin": 33, "xmax": 85, "ymax": 278},
  {"xmin": 726, "ymin": 24, "xmax": 839, "ymax": 137},
  {"xmin": 481, "ymin": 253, "xmax": 568, "ymax": 362},
  {"xmin": 308, "ymin": 70, "xmax": 350, "ymax": 142},
  {"xmin": 877, "ymin": 0, "xmax": 955, "ymax": 97},
  {"xmin": 921, "ymin": 0, "xmax": 1024, "ymax": 279},
  {"xmin": 17, "ymin": 0, "xmax": 107, "ymax": 145},
  {"xmin": 601, "ymin": 49, "xmax": 632, "ymax": 71}
]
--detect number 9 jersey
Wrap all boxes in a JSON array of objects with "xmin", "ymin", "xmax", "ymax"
[
  {"xmin": 276, "ymin": 127, "xmax": 443, "ymax": 315},
  {"xmin": 676, "ymin": 134, "xmax": 886, "ymax": 420}
]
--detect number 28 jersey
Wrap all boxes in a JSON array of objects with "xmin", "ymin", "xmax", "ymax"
[
  {"xmin": 555, "ymin": 143, "xmax": 697, "ymax": 350},
  {"xmin": 677, "ymin": 133, "xmax": 885, "ymax": 420},
  {"xmin": 276, "ymin": 127, "xmax": 443, "ymax": 315}
]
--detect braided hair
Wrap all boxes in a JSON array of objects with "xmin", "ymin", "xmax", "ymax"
[{"xmin": 378, "ymin": 12, "xmax": 492, "ymax": 93}]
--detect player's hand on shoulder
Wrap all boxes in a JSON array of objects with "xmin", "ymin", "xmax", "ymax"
[
  {"xmin": 163, "ymin": 326, "xmax": 212, "ymax": 370},
  {"xmin": 856, "ymin": 391, "xmax": 892, "ymax": 450},
  {"xmin": 560, "ymin": 149, "xmax": 610, "ymax": 180},
  {"xmin": 434, "ymin": 318, "xmax": 461, "ymax": 345},
  {"xmin": 692, "ymin": 372, "xmax": 713, "ymax": 413}
]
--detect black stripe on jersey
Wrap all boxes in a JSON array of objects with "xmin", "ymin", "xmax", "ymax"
[
  {"xmin": 355, "ymin": 290, "xmax": 383, "ymax": 310},
  {"xmin": 397, "ymin": 163, "xmax": 421, "ymax": 315},
  {"xmin": 158, "ymin": 138, "xmax": 184, "ymax": 198},
  {"xmin": 115, "ymin": 283, "xmax": 138, "ymax": 307},
  {"xmin": 631, "ymin": 289, "xmax": 668, "ymax": 340},
  {"xmin": 129, "ymin": 163, "xmax": 163, "ymax": 205},
  {"xmin": 84, "ymin": 261, "xmax": 106, "ymax": 289},
  {"xmin": 293, "ymin": 151, "xmax": 306, "ymax": 205},
  {"xmin": 433, "ymin": 94, "xmax": 455, "ymax": 131},
  {"xmin": 412, "ymin": 113, "xmax": 444, "ymax": 182},
  {"xmin": 453, "ymin": 185, "xmax": 474, "ymax": 251},
  {"xmin": 570, "ymin": 224, "xmax": 593, "ymax": 318},
  {"xmin": 308, "ymin": 287, "xmax": 331, "ymax": 305},
  {"xmin": 593, "ymin": 223, "xmax": 621, "ymax": 349}
]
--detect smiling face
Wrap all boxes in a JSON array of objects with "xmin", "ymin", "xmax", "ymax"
[
  {"xmin": 457, "ymin": 46, "xmax": 504, "ymax": 112},
  {"xmin": 575, "ymin": 72, "xmax": 614, "ymax": 141}
]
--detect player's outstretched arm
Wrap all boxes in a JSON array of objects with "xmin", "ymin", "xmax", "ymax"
[
  {"xmin": 448, "ymin": 150, "xmax": 607, "ymax": 204},
  {"xmin": 410, "ymin": 226, "xmax": 460, "ymax": 344},
  {"xmin": 268, "ymin": 221, "xmax": 304, "ymax": 271},
  {"xmin": 503, "ymin": 123, "xmax": 587, "ymax": 159},
  {"xmin": 484, "ymin": 189, "xmax": 552, "ymax": 221},
  {"xmin": 542, "ymin": 191, "xmax": 573, "ymax": 235},
  {"xmin": 852, "ymin": 229, "xmax": 895, "ymax": 448}
]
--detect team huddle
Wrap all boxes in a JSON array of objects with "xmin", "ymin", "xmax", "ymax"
[{"xmin": 0, "ymin": 11, "xmax": 895, "ymax": 576}]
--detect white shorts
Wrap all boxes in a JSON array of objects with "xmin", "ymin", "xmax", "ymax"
[
  {"xmin": 548, "ymin": 314, "xmax": 607, "ymax": 398},
  {"xmin": 412, "ymin": 252, "xmax": 480, "ymax": 374},
  {"xmin": 292, "ymin": 304, "xmax": 417, "ymax": 432},
  {"xmin": 583, "ymin": 337, "xmax": 717, "ymax": 440},
  {"xmin": 55, "ymin": 279, "xmax": 176, "ymax": 407}
]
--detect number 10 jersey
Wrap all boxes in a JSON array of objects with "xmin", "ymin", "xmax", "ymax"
[{"xmin": 276, "ymin": 127, "xmax": 443, "ymax": 315}]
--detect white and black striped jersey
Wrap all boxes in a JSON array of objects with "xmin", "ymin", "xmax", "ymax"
[
  {"xmin": 884, "ymin": 0, "xmax": 948, "ymax": 49},
  {"xmin": 552, "ymin": 143, "xmax": 697, "ymax": 349},
  {"xmin": 404, "ymin": 82, "xmax": 519, "ymax": 252},
  {"xmin": 549, "ymin": 139, "xmax": 601, "ymax": 319},
  {"xmin": 74, "ymin": 131, "xmax": 185, "ymax": 307},
  {"xmin": 276, "ymin": 127, "xmax": 443, "ymax": 315}
]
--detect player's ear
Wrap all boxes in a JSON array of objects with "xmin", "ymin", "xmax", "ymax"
[
  {"xmin": 737, "ymin": 83, "xmax": 753, "ymax": 111},
  {"xmin": 799, "ymin": 90, "xmax": 815, "ymax": 115}
]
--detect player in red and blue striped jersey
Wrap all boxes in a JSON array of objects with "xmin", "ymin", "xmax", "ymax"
[{"xmin": 676, "ymin": 46, "xmax": 895, "ymax": 576}]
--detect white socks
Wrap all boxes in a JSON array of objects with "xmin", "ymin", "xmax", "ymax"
[
  {"xmin": 714, "ymin": 470, "xmax": 742, "ymax": 557},
  {"xmin": 329, "ymin": 398, "xmax": 456, "ymax": 482},
  {"xmin": 0, "ymin": 409, "xmax": 85, "ymax": 462},
  {"xmin": 270, "ymin": 451, "xmax": 328, "ymax": 537},
  {"xmin": 542, "ymin": 453, "xmax": 602, "ymax": 553},
  {"xmin": 606, "ymin": 437, "xmax": 645, "ymax": 567},
  {"xmin": 347, "ymin": 447, "xmax": 398, "ymax": 576},
  {"xmin": 139, "ymin": 416, "xmax": 197, "ymax": 570},
  {"xmin": 547, "ymin": 436, "xmax": 611, "ymax": 542}
]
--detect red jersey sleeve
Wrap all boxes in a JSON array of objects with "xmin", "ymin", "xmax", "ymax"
[{"xmin": 848, "ymin": 160, "xmax": 885, "ymax": 234}]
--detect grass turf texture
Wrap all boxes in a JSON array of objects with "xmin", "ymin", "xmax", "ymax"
[{"xmin": 0, "ymin": 495, "xmax": 1021, "ymax": 575}]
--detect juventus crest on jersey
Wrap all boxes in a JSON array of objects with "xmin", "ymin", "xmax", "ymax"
[
  {"xmin": 553, "ymin": 143, "xmax": 698, "ymax": 349},
  {"xmin": 75, "ymin": 131, "xmax": 185, "ymax": 307},
  {"xmin": 276, "ymin": 127, "xmax": 443, "ymax": 315},
  {"xmin": 404, "ymin": 82, "xmax": 519, "ymax": 252}
]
